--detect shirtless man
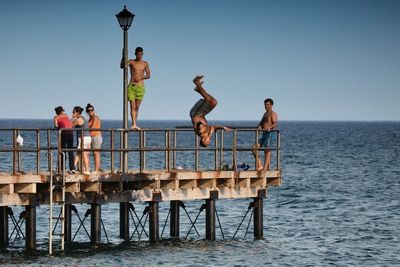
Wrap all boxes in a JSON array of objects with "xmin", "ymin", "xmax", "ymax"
[
  {"xmin": 190, "ymin": 75, "xmax": 230, "ymax": 147},
  {"xmin": 253, "ymin": 98, "xmax": 278, "ymax": 171},
  {"xmin": 120, "ymin": 47, "xmax": 151, "ymax": 130}
]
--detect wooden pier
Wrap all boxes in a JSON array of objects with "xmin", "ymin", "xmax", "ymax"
[{"xmin": 0, "ymin": 127, "xmax": 282, "ymax": 254}]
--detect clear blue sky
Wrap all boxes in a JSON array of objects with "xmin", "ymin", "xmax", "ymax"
[{"xmin": 0, "ymin": 0, "xmax": 399, "ymax": 121}]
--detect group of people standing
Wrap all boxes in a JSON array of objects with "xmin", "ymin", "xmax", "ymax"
[{"xmin": 53, "ymin": 104, "xmax": 102, "ymax": 174}]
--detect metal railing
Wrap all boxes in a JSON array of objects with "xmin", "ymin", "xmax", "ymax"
[{"xmin": 0, "ymin": 127, "xmax": 281, "ymax": 175}]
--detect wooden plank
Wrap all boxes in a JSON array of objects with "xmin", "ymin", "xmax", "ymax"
[
  {"xmin": 65, "ymin": 182, "xmax": 80, "ymax": 193},
  {"xmin": 14, "ymin": 183, "xmax": 36, "ymax": 193},
  {"xmin": 0, "ymin": 184, "xmax": 12, "ymax": 194},
  {"xmin": 80, "ymin": 182, "xmax": 100, "ymax": 192}
]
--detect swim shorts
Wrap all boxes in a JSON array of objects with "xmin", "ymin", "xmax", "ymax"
[
  {"xmin": 77, "ymin": 136, "xmax": 92, "ymax": 149},
  {"xmin": 190, "ymin": 99, "xmax": 214, "ymax": 117},
  {"xmin": 128, "ymin": 84, "xmax": 145, "ymax": 101},
  {"xmin": 258, "ymin": 131, "xmax": 271, "ymax": 148},
  {"xmin": 91, "ymin": 135, "xmax": 103, "ymax": 149}
]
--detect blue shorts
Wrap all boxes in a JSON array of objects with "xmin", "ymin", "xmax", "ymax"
[{"xmin": 258, "ymin": 132, "xmax": 271, "ymax": 147}]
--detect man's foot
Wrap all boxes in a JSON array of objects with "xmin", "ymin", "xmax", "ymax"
[
  {"xmin": 193, "ymin": 75, "xmax": 204, "ymax": 90},
  {"xmin": 130, "ymin": 125, "xmax": 141, "ymax": 130},
  {"xmin": 256, "ymin": 167, "xmax": 264, "ymax": 171}
]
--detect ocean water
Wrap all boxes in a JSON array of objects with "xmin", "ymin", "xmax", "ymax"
[{"xmin": 0, "ymin": 120, "xmax": 399, "ymax": 266}]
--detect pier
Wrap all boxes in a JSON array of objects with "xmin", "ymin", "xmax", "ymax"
[{"xmin": 0, "ymin": 127, "xmax": 281, "ymax": 254}]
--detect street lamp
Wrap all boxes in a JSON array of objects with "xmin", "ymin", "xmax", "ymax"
[
  {"xmin": 116, "ymin": 5, "xmax": 134, "ymax": 242},
  {"xmin": 116, "ymin": 6, "xmax": 135, "ymax": 130}
]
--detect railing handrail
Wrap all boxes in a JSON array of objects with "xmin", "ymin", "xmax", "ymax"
[{"xmin": 0, "ymin": 127, "xmax": 281, "ymax": 174}]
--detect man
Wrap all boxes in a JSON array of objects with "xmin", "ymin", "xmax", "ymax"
[
  {"xmin": 53, "ymin": 106, "xmax": 75, "ymax": 172},
  {"xmin": 120, "ymin": 47, "xmax": 151, "ymax": 130},
  {"xmin": 190, "ymin": 75, "xmax": 230, "ymax": 147},
  {"xmin": 253, "ymin": 98, "xmax": 278, "ymax": 171},
  {"xmin": 86, "ymin": 103, "xmax": 102, "ymax": 174}
]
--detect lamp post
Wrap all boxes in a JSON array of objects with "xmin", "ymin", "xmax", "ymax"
[
  {"xmin": 116, "ymin": 5, "xmax": 135, "ymax": 131},
  {"xmin": 116, "ymin": 5, "xmax": 134, "ymax": 241}
]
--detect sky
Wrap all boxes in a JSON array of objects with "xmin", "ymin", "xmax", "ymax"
[{"xmin": 0, "ymin": 0, "xmax": 399, "ymax": 121}]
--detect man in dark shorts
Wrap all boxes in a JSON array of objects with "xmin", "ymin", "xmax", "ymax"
[
  {"xmin": 253, "ymin": 98, "xmax": 278, "ymax": 171},
  {"xmin": 190, "ymin": 75, "xmax": 230, "ymax": 147}
]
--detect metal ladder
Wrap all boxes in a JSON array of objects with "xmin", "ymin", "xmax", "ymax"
[{"xmin": 48, "ymin": 152, "xmax": 66, "ymax": 255}]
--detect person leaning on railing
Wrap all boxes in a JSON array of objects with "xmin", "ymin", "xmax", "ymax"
[
  {"xmin": 54, "ymin": 105, "xmax": 75, "ymax": 172},
  {"xmin": 72, "ymin": 106, "xmax": 91, "ymax": 174}
]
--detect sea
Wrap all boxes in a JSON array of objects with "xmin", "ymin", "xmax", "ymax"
[{"xmin": 0, "ymin": 119, "xmax": 399, "ymax": 266}]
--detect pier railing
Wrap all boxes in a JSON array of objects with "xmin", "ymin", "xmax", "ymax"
[{"xmin": 0, "ymin": 127, "xmax": 280, "ymax": 175}]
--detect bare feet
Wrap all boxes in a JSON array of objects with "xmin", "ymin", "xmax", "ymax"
[
  {"xmin": 130, "ymin": 125, "xmax": 141, "ymax": 130},
  {"xmin": 193, "ymin": 75, "xmax": 204, "ymax": 90}
]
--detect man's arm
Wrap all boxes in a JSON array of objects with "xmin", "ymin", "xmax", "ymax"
[
  {"xmin": 53, "ymin": 116, "xmax": 58, "ymax": 128},
  {"xmin": 143, "ymin": 62, "xmax": 151, "ymax": 80},
  {"xmin": 268, "ymin": 112, "xmax": 278, "ymax": 131},
  {"xmin": 212, "ymin": 125, "xmax": 231, "ymax": 131}
]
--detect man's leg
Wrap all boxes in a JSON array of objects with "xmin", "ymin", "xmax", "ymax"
[
  {"xmin": 130, "ymin": 99, "xmax": 142, "ymax": 130},
  {"xmin": 93, "ymin": 151, "xmax": 101, "ymax": 172},
  {"xmin": 263, "ymin": 150, "xmax": 271, "ymax": 171},
  {"xmin": 252, "ymin": 144, "xmax": 264, "ymax": 171},
  {"xmin": 193, "ymin": 76, "xmax": 217, "ymax": 108},
  {"xmin": 66, "ymin": 135, "xmax": 75, "ymax": 171}
]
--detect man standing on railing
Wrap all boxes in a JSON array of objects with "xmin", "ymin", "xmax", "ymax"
[
  {"xmin": 54, "ymin": 106, "xmax": 75, "ymax": 173},
  {"xmin": 253, "ymin": 98, "xmax": 278, "ymax": 171},
  {"xmin": 190, "ymin": 75, "xmax": 230, "ymax": 147},
  {"xmin": 120, "ymin": 47, "xmax": 151, "ymax": 130}
]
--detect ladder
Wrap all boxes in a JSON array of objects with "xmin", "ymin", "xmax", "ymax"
[{"xmin": 48, "ymin": 152, "xmax": 66, "ymax": 255}]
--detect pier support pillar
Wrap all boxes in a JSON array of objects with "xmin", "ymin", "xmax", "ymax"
[
  {"xmin": 90, "ymin": 204, "xmax": 101, "ymax": 246},
  {"xmin": 25, "ymin": 205, "xmax": 36, "ymax": 250},
  {"xmin": 206, "ymin": 191, "xmax": 218, "ymax": 241},
  {"xmin": 170, "ymin": 200, "xmax": 180, "ymax": 238},
  {"xmin": 119, "ymin": 202, "xmax": 129, "ymax": 241},
  {"xmin": 64, "ymin": 204, "xmax": 72, "ymax": 242},
  {"xmin": 149, "ymin": 193, "xmax": 161, "ymax": 243},
  {"xmin": 253, "ymin": 189, "xmax": 266, "ymax": 239},
  {"xmin": 0, "ymin": 206, "xmax": 8, "ymax": 248}
]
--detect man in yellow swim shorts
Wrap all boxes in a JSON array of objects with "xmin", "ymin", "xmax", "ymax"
[{"xmin": 121, "ymin": 47, "xmax": 151, "ymax": 130}]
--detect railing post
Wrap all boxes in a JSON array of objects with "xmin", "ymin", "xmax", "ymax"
[
  {"xmin": 276, "ymin": 131, "xmax": 281, "ymax": 170},
  {"xmin": 195, "ymin": 135, "xmax": 199, "ymax": 171},
  {"xmin": 165, "ymin": 130, "xmax": 170, "ymax": 171},
  {"xmin": 12, "ymin": 129, "xmax": 18, "ymax": 175},
  {"xmin": 219, "ymin": 131, "xmax": 224, "ymax": 170},
  {"xmin": 110, "ymin": 130, "xmax": 114, "ymax": 174},
  {"xmin": 232, "ymin": 130, "xmax": 238, "ymax": 170},
  {"xmin": 173, "ymin": 130, "xmax": 177, "ymax": 169},
  {"xmin": 36, "ymin": 130, "xmax": 40, "ymax": 174},
  {"xmin": 255, "ymin": 130, "xmax": 259, "ymax": 170},
  {"xmin": 214, "ymin": 131, "xmax": 218, "ymax": 170}
]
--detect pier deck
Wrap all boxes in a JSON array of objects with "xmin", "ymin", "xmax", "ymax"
[{"xmin": 0, "ymin": 169, "xmax": 281, "ymax": 206}]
